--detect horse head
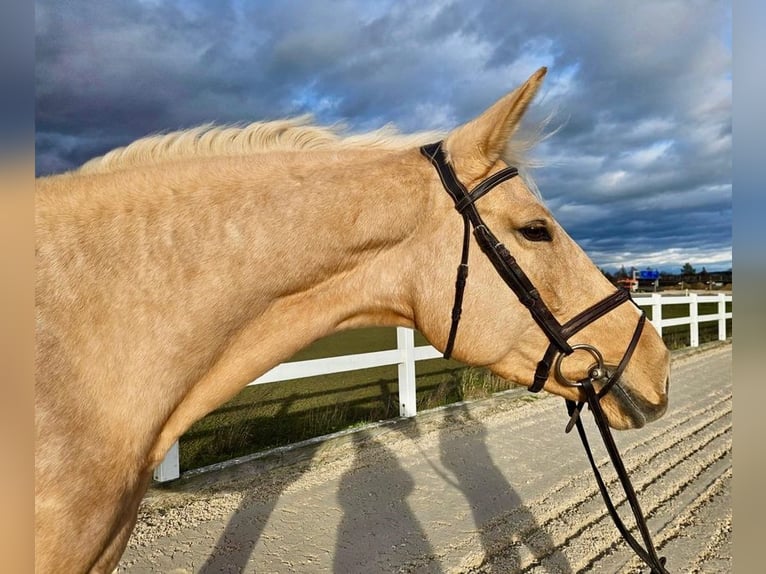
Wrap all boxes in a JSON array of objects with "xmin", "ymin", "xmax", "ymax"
[{"xmin": 412, "ymin": 68, "xmax": 670, "ymax": 430}]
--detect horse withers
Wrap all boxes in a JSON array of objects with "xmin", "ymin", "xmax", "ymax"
[{"xmin": 35, "ymin": 67, "xmax": 669, "ymax": 572}]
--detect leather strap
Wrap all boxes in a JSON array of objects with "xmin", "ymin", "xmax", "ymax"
[
  {"xmin": 564, "ymin": 307, "xmax": 646, "ymax": 431},
  {"xmin": 421, "ymin": 139, "xmax": 669, "ymax": 572},
  {"xmin": 443, "ymin": 214, "xmax": 471, "ymax": 359},
  {"xmin": 455, "ymin": 168, "xmax": 519, "ymax": 213},
  {"xmin": 530, "ymin": 288, "xmax": 633, "ymax": 392},
  {"xmin": 421, "ymin": 141, "xmax": 572, "ymax": 358},
  {"xmin": 567, "ymin": 380, "xmax": 669, "ymax": 573}
]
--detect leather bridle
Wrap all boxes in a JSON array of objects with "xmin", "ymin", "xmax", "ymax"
[{"xmin": 421, "ymin": 141, "xmax": 669, "ymax": 573}]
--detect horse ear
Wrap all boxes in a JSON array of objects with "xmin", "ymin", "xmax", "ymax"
[{"xmin": 444, "ymin": 67, "xmax": 547, "ymax": 181}]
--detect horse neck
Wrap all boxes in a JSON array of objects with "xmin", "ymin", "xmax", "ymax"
[{"xmin": 37, "ymin": 149, "xmax": 430, "ymax": 392}]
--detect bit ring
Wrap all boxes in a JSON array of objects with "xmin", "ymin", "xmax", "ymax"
[{"xmin": 555, "ymin": 344, "xmax": 606, "ymax": 387}]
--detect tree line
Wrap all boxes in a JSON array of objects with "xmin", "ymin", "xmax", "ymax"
[{"xmin": 600, "ymin": 263, "xmax": 732, "ymax": 291}]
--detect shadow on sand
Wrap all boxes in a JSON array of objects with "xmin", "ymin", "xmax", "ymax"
[
  {"xmin": 333, "ymin": 431, "xmax": 441, "ymax": 573},
  {"xmin": 437, "ymin": 403, "xmax": 572, "ymax": 573},
  {"xmin": 197, "ymin": 393, "xmax": 322, "ymax": 574},
  {"xmin": 198, "ymin": 399, "xmax": 571, "ymax": 573}
]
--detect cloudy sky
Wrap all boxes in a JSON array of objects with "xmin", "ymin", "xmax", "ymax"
[{"xmin": 35, "ymin": 0, "xmax": 731, "ymax": 273}]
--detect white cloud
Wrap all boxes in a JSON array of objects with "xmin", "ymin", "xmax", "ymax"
[{"xmin": 594, "ymin": 246, "xmax": 732, "ymax": 272}]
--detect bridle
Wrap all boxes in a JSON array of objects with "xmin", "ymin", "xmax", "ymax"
[
  {"xmin": 420, "ymin": 142, "xmax": 643, "ymax": 389},
  {"xmin": 421, "ymin": 141, "xmax": 669, "ymax": 574}
]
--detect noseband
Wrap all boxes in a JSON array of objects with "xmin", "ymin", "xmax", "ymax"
[{"xmin": 421, "ymin": 141, "xmax": 669, "ymax": 573}]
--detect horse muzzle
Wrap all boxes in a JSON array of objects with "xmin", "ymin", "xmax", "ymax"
[
  {"xmin": 555, "ymin": 344, "xmax": 670, "ymax": 430},
  {"xmin": 607, "ymin": 374, "xmax": 670, "ymax": 429}
]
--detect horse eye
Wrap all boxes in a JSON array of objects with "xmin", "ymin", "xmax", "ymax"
[{"xmin": 520, "ymin": 225, "xmax": 552, "ymax": 242}]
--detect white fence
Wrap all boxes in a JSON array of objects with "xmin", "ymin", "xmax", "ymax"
[
  {"xmin": 635, "ymin": 292, "xmax": 732, "ymax": 347},
  {"xmin": 155, "ymin": 291, "xmax": 732, "ymax": 482}
]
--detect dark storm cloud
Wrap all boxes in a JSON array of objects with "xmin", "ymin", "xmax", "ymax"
[{"xmin": 35, "ymin": 0, "xmax": 731, "ymax": 272}]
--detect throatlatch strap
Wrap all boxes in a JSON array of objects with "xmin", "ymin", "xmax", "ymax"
[{"xmin": 443, "ymin": 214, "xmax": 471, "ymax": 359}]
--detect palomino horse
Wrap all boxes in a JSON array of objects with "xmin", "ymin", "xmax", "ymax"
[{"xmin": 36, "ymin": 68, "xmax": 670, "ymax": 573}]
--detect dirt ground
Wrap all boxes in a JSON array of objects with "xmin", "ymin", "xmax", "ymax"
[{"xmin": 119, "ymin": 342, "xmax": 731, "ymax": 573}]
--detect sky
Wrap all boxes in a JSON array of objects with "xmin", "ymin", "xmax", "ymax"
[{"xmin": 35, "ymin": 0, "xmax": 732, "ymax": 274}]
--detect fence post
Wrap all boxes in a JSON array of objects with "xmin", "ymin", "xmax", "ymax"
[
  {"xmin": 154, "ymin": 440, "xmax": 180, "ymax": 482},
  {"xmin": 650, "ymin": 293, "xmax": 663, "ymax": 336},
  {"xmin": 397, "ymin": 327, "xmax": 417, "ymax": 417},
  {"xmin": 718, "ymin": 292, "xmax": 727, "ymax": 341},
  {"xmin": 689, "ymin": 293, "xmax": 699, "ymax": 347}
]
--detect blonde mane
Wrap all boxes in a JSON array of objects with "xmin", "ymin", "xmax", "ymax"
[
  {"xmin": 77, "ymin": 115, "xmax": 546, "ymax": 181},
  {"xmin": 77, "ymin": 116, "xmax": 445, "ymax": 175}
]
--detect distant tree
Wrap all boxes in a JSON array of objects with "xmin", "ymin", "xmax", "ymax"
[
  {"xmin": 681, "ymin": 262, "xmax": 696, "ymax": 276},
  {"xmin": 616, "ymin": 265, "xmax": 628, "ymax": 279},
  {"xmin": 600, "ymin": 268, "xmax": 615, "ymax": 283}
]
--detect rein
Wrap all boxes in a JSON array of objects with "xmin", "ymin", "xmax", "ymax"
[{"xmin": 421, "ymin": 141, "xmax": 669, "ymax": 573}]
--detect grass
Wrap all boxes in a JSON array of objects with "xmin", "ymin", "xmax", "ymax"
[{"xmin": 178, "ymin": 297, "xmax": 732, "ymax": 472}]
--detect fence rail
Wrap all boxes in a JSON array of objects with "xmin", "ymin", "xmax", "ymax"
[
  {"xmin": 640, "ymin": 292, "xmax": 732, "ymax": 347},
  {"xmin": 154, "ymin": 291, "xmax": 732, "ymax": 482}
]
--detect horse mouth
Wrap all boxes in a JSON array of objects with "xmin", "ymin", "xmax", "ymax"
[{"xmin": 608, "ymin": 376, "xmax": 669, "ymax": 429}]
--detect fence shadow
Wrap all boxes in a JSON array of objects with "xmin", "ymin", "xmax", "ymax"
[{"xmin": 438, "ymin": 403, "xmax": 572, "ymax": 573}]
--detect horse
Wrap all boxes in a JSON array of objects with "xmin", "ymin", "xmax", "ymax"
[{"xmin": 35, "ymin": 67, "xmax": 670, "ymax": 573}]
